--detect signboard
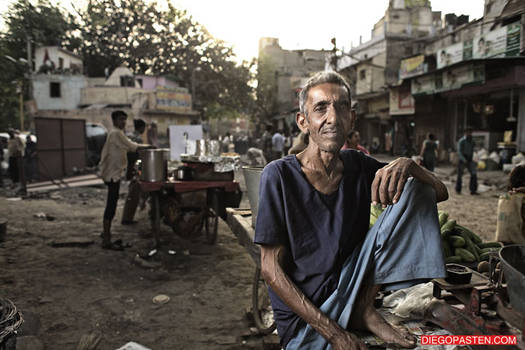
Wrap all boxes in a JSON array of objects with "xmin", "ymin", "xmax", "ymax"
[
  {"xmin": 390, "ymin": 87, "xmax": 415, "ymax": 115},
  {"xmin": 156, "ymin": 89, "xmax": 192, "ymax": 113},
  {"xmin": 437, "ymin": 42, "xmax": 463, "ymax": 69},
  {"xmin": 168, "ymin": 125, "xmax": 203, "ymax": 161},
  {"xmin": 473, "ymin": 26, "xmax": 507, "ymax": 59},
  {"xmin": 435, "ymin": 21, "xmax": 521, "ymax": 68},
  {"xmin": 411, "ymin": 75, "xmax": 435, "ymax": 95},
  {"xmin": 411, "ymin": 64, "xmax": 485, "ymax": 95},
  {"xmin": 399, "ymin": 55, "xmax": 426, "ymax": 79}
]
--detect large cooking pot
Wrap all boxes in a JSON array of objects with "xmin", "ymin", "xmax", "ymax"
[
  {"xmin": 499, "ymin": 244, "xmax": 525, "ymax": 315},
  {"xmin": 242, "ymin": 167, "xmax": 264, "ymax": 228},
  {"xmin": 139, "ymin": 149, "xmax": 169, "ymax": 182}
]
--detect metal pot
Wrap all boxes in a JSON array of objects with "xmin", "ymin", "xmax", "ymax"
[
  {"xmin": 499, "ymin": 244, "xmax": 525, "ymax": 315},
  {"xmin": 242, "ymin": 166, "xmax": 264, "ymax": 228},
  {"xmin": 175, "ymin": 166, "xmax": 194, "ymax": 181},
  {"xmin": 139, "ymin": 149, "xmax": 169, "ymax": 182}
]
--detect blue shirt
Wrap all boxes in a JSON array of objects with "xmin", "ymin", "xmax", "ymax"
[
  {"xmin": 254, "ymin": 150, "xmax": 385, "ymax": 347},
  {"xmin": 457, "ymin": 136, "xmax": 474, "ymax": 163}
]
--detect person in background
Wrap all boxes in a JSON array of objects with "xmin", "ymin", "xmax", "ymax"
[
  {"xmin": 122, "ymin": 119, "xmax": 147, "ymax": 225},
  {"xmin": 99, "ymin": 111, "xmax": 151, "ymax": 250},
  {"xmin": 261, "ymin": 126, "xmax": 273, "ymax": 160},
  {"xmin": 222, "ymin": 132, "xmax": 231, "ymax": 153},
  {"xmin": 7, "ymin": 129, "xmax": 25, "ymax": 187},
  {"xmin": 456, "ymin": 127, "xmax": 478, "ymax": 195},
  {"xmin": 24, "ymin": 133, "xmax": 38, "ymax": 182},
  {"xmin": 341, "ymin": 130, "xmax": 369, "ymax": 154},
  {"xmin": 419, "ymin": 133, "xmax": 438, "ymax": 171},
  {"xmin": 271, "ymin": 129, "xmax": 285, "ymax": 160},
  {"xmin": 147, "ymin": 122, "xmax": 159, "ymax": 148}
]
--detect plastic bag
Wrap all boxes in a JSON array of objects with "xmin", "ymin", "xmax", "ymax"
[{"xmin": 495, "ymin": 193, "xmax": 525, "ymax": 243}]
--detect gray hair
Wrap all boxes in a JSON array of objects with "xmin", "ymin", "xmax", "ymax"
[{"xmin": 298, "ymin": 71, "xmax": 352, "ymax": 115}]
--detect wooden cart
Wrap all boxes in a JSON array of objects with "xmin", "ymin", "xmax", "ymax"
[
  {"xmin": 140, "ymin": 180, "xmax": 241, "ymax": 247},
  {"xmin": 226, "ymin": 207, "xmax": 276, "ymax": 334}
]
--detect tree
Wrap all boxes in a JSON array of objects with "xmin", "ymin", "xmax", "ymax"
[
  {"xmin": 0, "ymin": 0, "xmax": 77, "ymax": 130},
  {"xmin": 255, "ymin": 54, "xmax": 279, "ymax": 121},
  {"xmin": 78, "ymin": 0, "xmax": 254, "ymax": 119}
]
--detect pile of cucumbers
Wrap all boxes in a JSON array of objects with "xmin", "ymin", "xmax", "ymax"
[{"xmin": 439, "ymin": 211, "xmax": 502, "ymax": 264}]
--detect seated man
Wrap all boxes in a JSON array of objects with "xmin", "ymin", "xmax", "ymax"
[{"xmin": 254, "ymin": 71, "xmax": 448, "ymax": 350}]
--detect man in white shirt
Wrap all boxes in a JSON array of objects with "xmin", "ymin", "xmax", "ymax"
[
  {"xmin": 271, "ymin": 130, "xmax": 285, "ymax": 161},
  {"xmin": 99, "ymin": 111, "xmax": 150, "ymax": 250}
]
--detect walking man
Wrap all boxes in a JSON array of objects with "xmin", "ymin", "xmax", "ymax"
[{"xmin": 455, "ymin": 127, "xmax": 478, "ymax": 195}]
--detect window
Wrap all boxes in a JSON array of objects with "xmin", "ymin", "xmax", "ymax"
[
  {"xmin": 50, "ymin": 82, "xmax": 61, "ymax": 98},
  {"xmin": 120, "ymin": 76, "xmax": 135, "ymax": 87},
  {"xmin": 359, "ymin": 69, "xmax": 366, "ymax": 80},
  {"xmin": 58, "ymin": 57, "xmax": 64, "ymax": 69},
  {"xmin": 136, "ymin": 78, "xmax": 143, "ymax": 88}
]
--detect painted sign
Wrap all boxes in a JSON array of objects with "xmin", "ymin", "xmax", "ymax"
[
  {"xmin": 390, "ymin": 87, "xmax": 415, "ymax": 115},
  {"xmin": 473, "ymin": 26, "xmax": 507, "ymax": 59},
  {"xmin": 399, "ymin": 55, "xmax": 426, "ymax": 79},
  {"xmin": 437, "ymin": 42, "xmax": 463, "ymax": 69},
  {"xmin": 411, "ymin": 64, "xmax": 485, "ymax": 95},
  {"xmin": 435, "ymin": 21, "xmax": 521, "ymax": 68},
  {"xmin": 156, "ymin": 89, "xmax": 192, "ymax": 113}
]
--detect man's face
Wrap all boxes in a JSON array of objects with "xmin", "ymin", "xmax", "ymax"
[
  {"xmin": 350, "ymin": 132, "xmax": 360, "ymax": 145},
  {"xmin": 114, "ymin": 116, "xmax": 127, "ymax": 130},
  {"xmin": 297, "ymin": 83, "xmax": 354, "ymax": 152}
]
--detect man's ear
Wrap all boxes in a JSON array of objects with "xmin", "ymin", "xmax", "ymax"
[{"xmin": 296, "ymin": 112, "xmax": 309, "ymax": 134}]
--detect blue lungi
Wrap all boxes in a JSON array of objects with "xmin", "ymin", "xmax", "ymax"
[{"xmin": 286, "ymin": 178, "xmax": 447, "ymax": 349}]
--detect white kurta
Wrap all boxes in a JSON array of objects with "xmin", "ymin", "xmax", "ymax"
[{"xmin": 99, "ymin": 129, "xmax": 139, "ymax": 182}]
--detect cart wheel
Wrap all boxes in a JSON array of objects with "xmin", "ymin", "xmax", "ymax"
[
  {"xmin": 252, "ymin": 267, "xmax": 276, "ymax": 335},
  {"xmin": 204, "ymin": 208, "xmax": 218, "ymax": 245}
]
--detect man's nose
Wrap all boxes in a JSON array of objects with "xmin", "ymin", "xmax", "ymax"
[{"xmin": 326, "ymin": 104, "xmax": 338, "ymax": 124}]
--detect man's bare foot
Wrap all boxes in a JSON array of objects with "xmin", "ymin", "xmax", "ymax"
[{"xmin": 349, "ymin": 285, "xmax": 416, "ymax": 348}]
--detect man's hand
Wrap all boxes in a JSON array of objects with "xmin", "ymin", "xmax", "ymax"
[
  {"xmin": 372, "ymin": 157, "xmax": 414, "ymax": 207},
  {"xmin": 331, "ymin": 330, "xmax": 367, "ymax": 350}
]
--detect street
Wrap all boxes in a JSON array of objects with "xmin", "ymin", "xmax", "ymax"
[{"xmin": 0, "ymin": 163, "xmax": 506, "ymax": 349}]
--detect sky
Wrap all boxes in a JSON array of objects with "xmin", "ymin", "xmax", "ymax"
[{"xmin": 0, "ymin": 0, "xmax": 485, "ymax": 62}]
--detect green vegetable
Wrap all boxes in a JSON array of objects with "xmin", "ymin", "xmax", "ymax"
[
  {"xmin": 479, "ymin": 242, "xmax": 503, "ymax": 249},
  {"xmin": 480, "ymin": 247, "xmax": 501, "ymax": 254},
  {"xmin": 449, "ymin": 235, "xmax": 465, "ymax": 248},
  {"xmin": 369, "ymin": 204, "xmax": 384, "ymax": 228},
  {"xmin": 480, "ymin": 251, "xmax": 494, "ymax": 261},
  {"xmin": 456, "ymin": 225, "xmax": 482, "ymax": 245},
  {"xmin": 455, "ymin": 248, "xmax": 476, "ymax": 263},
  {"xmin": 445, "ymin": 256, "xmax": 462, "ymax": 263},
  {"xmin": 438, "ymin": 211, "xmax": 449, "ymax": 227},
  {"xmin": 440, "ymin": 220, "xmax": 456, "ymax": 239}
]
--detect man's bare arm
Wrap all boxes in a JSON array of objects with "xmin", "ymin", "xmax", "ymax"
[
  {"xmin": 260, "ymin": 245, "xmax": 366, "ymax": 350},
  {"xmin": 372, "ymin": 158, "xmax": 448, "ymax": 206}
]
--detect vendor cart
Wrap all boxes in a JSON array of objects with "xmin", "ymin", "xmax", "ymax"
[
  {"xmin": 140, "ymin": 178, "xmax": 241, "ymax": 247},
  {"xmin": 226, "ymin": 207, "xmax": 276, "ymax": 335}
]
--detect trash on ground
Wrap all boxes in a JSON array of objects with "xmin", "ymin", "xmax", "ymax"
[
  {"xmin": 152, "ymin": 294, "xmax": 170, "ymax": 305},
  {"xmin": 115, "ymin": 341, "xmax": 151, "ymax": 350}
]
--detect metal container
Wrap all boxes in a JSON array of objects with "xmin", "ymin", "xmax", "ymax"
[
  {"xmin": 139, "ymin": 149, "xmax": 169, "ymax": 182},
  {"xmin": 499, "ymin": 244, "xmax": 525, "ymax": 315},
  {"xmin": 195, "ymin": 139, "xmax": 208, "ymax": 156},
  {"xmin": 209, "ymin": 140, "xmax": 220, "ymax": 156},
  {"xmin": 242, "ymin": 166, "xmax": 264, "ymax": 228}
]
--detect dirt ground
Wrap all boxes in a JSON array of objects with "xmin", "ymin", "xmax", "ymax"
[{"xmin": 0, "ymin": 163, "xmax": 508, "ymax": 349}]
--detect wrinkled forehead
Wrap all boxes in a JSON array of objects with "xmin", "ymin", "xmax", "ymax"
[{"xmin": 306, "ymin": 83, "xmax": 350, "ymax": 107}]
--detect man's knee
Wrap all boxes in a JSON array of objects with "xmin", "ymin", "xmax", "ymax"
[{"xmin": 402, "ymin": 178, "xmax": 436, "ymax": 203}]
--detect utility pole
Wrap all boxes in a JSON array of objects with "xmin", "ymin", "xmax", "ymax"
[
  {"xmin": 26, "ymin": 34, "xmax": 32, "ymax": 100},
  {"xmin": 18, "ymin": 81, "xmax": 24, "ymax": 132}
]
